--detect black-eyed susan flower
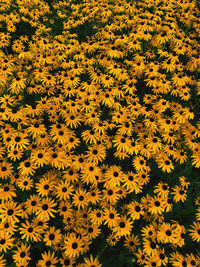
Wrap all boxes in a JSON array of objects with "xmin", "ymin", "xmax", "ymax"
[
  {"xmin": 0, "ymin": 183, "xmax": 16, "ymax": 201},
  {"xmin": 85, "ymin": 144, "xmax": 106, "ymax": 164},
  {"xmin": 64, "ymin": 233, "xmax": 85, "ymax": 258},
  {"xmin": 148, "ymin": 196, "xmax": 165, "ymax": 215},
  {"xmin": 106, "ymin": 233, "xmax": 120, "ymax": 246},
  {"xmin": 12, "ymin": 243, "xmax": 31, "ymax": 266},
  {"xmin": 135, "ymin": 248, "xmax": 147, "ymax": 266},
  {"xmin": 18, "ymin": 159, "xmax": 36, "ymax": 176},
  {"xmin": 36, "ymin": 197, "xmax": 57, "ymax": 221},
  {"xmin": 72, "ymin": 188, "xmax": 90, "ymax": 209},
  {"xmin": 153, "ymin": 182, "xmax": 169, "ymax": 198},
  {"xmin": 17, "ymin": 176, "xmax": 33, "ymax": 191},
  {"xmin": 127, "ymin": 200, "xmax": 144, "ymax": 220},
  {"xmin": 104, "ymin": 165, "xmax": 124, "ymax": 187},
  {"xmin": 124, "ymin": 234, "xmax": 140, "ymax": 253},
  {"xmin": 88, "ymin": 186, "xmax": 102, "ymax": 204},
  {"xmin": 121, "ymin": 171, "xmax": 139, "ymax": 193},
  {"xmin": 0, "ymin": 161, "xmax": 13, "ymax": 179},
  {"xmin": 80, "ymin": 162, "xmax": 101, "ymax": 185},
  {"xmin": 19, "ymin": 220, "xmax": 41, "ymax": 242},
  {"xmin": 89, "ymin": 209, "xmax": 104, "ymax": 226},
  {"xmin": 113, "ymin": 215, "xmax": 133, "ymax": 237},
  {"xmin": 0, "ymin": 219, "xmax": 17, "ymax": 235},
  {"xmin": 185, "ymin": 253, "xmax": 200, "ymax": 267},
  {"xmin": 143, "ymin": 238, "xmax": 158, "ymax": 257},
  {"xmin": 0, "ymin": 201, "xmax": 22, "ymax": 223},
  {"xmin": 103, "ymin": 206, "xmax": 120, "ymax": 228},
  {"xmin": 81, "ymin": 129, "xmax": 101, "ymax": 144},
  {"xmin": 113, "ymin": 134, "xmax": 131, "ymax": 153},
  {"xmin": 59, "ymin": 253, "xmax": 75, "ymax": 267},
  {"xmin": 169, "ymin": 252, "xmax": 187, "ymax": 267},
  {"xmin": 36, "ymin": 177, "xmax": 54, "ymax": 197},
  {"xmin": 30, "ymin": 148, "xmax": 50, "ymax": 167},
  {"xmin": 189, "ymin": 222, "xmax": 200, "ymax": 243},
  {"xmin": 55, "ymin": 180, "xmax": 73, "ymax": 201},
  {"xmin": 157, "ymin": 156, "xmax": 174, "ymax": 173},
  {"xmin": 0, "ymin": 232, "xmax": 14, "ymax": 253},
  {"xmin": 44, "ymin": 226, "xmax": 62, "ymax": 247},
  {"xmin": 132, "ymin": 156, "xmax": 147, "ymax": 172},
  {"xmin": 171, "ymin": 185, "xmax": 187, "ymax": 203},
  {"xmin": 24, "ymin": 194, "xmax": 41, "ymax": 215},
  {"xmin": 83, "ymin": 254, "xmax": 102, "ymax": 267},
  {"xmin": 141, "ymin": 224, "xmax": 157, "ymax": 240},
  {"xmin": 103, "ymin": 185, "xmax": 120, "ymax": 204},
  {"xmin": 86, "ymin": 224, "xmax": 101, "ymax": 240},
  {"xmin": 37, "ymin": 251, "xmax": 58, "ymax": 267},
  {"xmin": 7, "ymin": 147, "xmax": 23, "ymax": 161},
  {"xmin": 157, "ymin": 222, "xmax": 175, "ymax": 243}
]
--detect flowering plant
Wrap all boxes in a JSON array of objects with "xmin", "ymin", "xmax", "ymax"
[{"xmin": 0, "ymin": 0, "xmax": 200, "ymax": 266}]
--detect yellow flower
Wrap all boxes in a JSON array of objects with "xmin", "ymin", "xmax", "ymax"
[
  {"xmin": 72, "ymin": 188, "xmax": 90, "ymax": 209},
  {"xmin": 12, "ymin": 243, "xmax": 31, "ymax": 265},
  {"xmin": 0, "ymin": 201, "xmax": 22, "ymax": 223},
  {"xmin": 157, "ymin": 157, "xmax": 174, "ymax": 173},
  {"xmin": 171, "ymin": 185, "xmax": 187, "ymax": 203},
  {"xmin": 36, "ymin": 197, "xmax": 57, "ymax": 221},
  {"xmin": 37, "ymin": 251, "xmax": 58, "ymax": 267},
  {"xmin": 44, "ymin": 226, "xmax": 62, "ymax": 246},
  {"xmin": 124, "ymin": 234, "xmax": 140, "ymax": 253},
  {"xmin": 85, "ymin": 144, "xmax": 106, "ymax": 164},
  {"xmin": 103, "ymin": 206, "xmax": 120, "ymax": 228},
  {"xmin": 19, "ymin": 220, "xmax": 41, "ymax": 242},
  {"xmin": 18, "ymin": 159, "xmax": 36, "ymax": 176},
  {"xmin": 64, "ymin": 233, "xmax": 85, "ymax": 258},
  {"xmin": 0, "ymin": 231, "xmax": 14, "ymax": 253},
  {"xmin": 113, "ymin": 215, "xmax": 133, "ymax": 237},
  {"xmin": 189, "ymin": 222, "xmax": 200, "ymax": 243},
  {"xmin": 83, "ymin": 254, "xmax": 102, "ymax": 267}
]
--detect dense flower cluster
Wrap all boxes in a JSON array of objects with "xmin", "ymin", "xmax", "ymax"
[{"xmin": 0, "ymin": 0, "xmax": 200, "ymax": 266}]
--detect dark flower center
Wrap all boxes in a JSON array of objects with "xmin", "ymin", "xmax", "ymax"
[
  {"xmin": 155, "ymin": 201, "xmax": 160, "ymax": 207},
  {"xmin": 42, "ymin": 204, "xmax": 48, "ymax": 210},
  {"xmin": 28, "ymin": 227, "xmax": 33, "ymax": 233},
  {"xmin": 31, "ymin": 201, "xmax": 36, "ymax": 206},
  {"xmin": 15, "ymin": 137, "xmax": 21, "ymax": 142},
  {"xmin": 135, "ymin": 206, "xmax": 141, "ymax": 212},
  {"xmin": 49, "ymin": 234, "xmax": 55, "ymax": 240},
  {"xmin": 166, "ymin": 230, "xmax": 171, "ymax": 236},
  {"xmin": 108, "ymin": 190, "xmax": 113, "ymax": 195},
  {"xmin": 109, "ymin": 213, "xmax": 114, "ymax": 219},
  {"xmin": 0, "ymin": 239, "xmax": 5, "ymax": 245},
  {"xmin": 38, "ymin": 153, "xmax": 43, "ymax": 158},
  {"xmin": 44, "ymin": 185, "xmax": 49, "ymax": 190},
  {"xmin": 72, "ymin": 242, "xmax": 78, "ymax": 249},
  {"xmin": 7, "ymin": 209, "xmax": 14, "ymax": 215},
  {"xmin": 20, "ymin": 252, "xmax": 26, "ymax": 258},
  {"xmin": 119, "ymin": 222, "xmax": 125, "ymax": 228},
  {"xmin": 150, "ymin": 241, "xmax": 156, "ymax": 249},
  {"xmin": 46, "ymin": 260, "xmax": 51, "ymax": 266},
  {"xmin": 159, "ymin": 253, "xmax": 165, "ymax": 260},
  {"xmin": 25, "ymin": 162, "xmax": 30, "ymax": 167}
]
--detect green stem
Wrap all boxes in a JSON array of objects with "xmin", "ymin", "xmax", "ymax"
[{"xmin": 97, "ymin": 243, "xmax": 109, "ymax": 258}]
